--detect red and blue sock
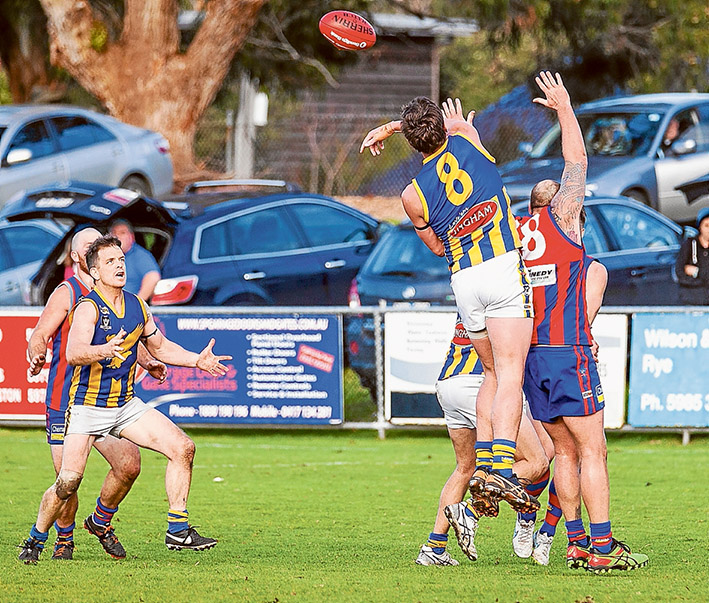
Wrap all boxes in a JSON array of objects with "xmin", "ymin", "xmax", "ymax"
[
  {"xmin": 491, "ymin": 439, "xmax": 516, "ymax": 478},
  {"xmin": 539, "ymin": 479, "xmax": 562, "ymax": 537},
  {"xmin": 590, "ymin": 521, "xmax": 613, "ymax": 554},
  {"xmin": 54, "ymin": 521, "xmax": 75, "ymax": 544},
  {"xmin": 92, "ymin": 497, "xmax": 118, "ymax": 528},
  {"xmin": 474, "ymin": 441, "xmax": 493, "ymax": 471},
  {"xmin": 565, "ymin": 518, "xmax": 589, "ymax": 547},
  {"xmin": 168, "ymin": 509, "xmax": 189, "ymax": 534},
  {"xmin": 519, "ymin": 468, "xmax": 550, "ymax": 522},
  {"xmin": 427, "ymin": 532, "xmax": 448, "ymax": 554}
]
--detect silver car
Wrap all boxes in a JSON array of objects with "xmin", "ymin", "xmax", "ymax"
[
  {"xmin": 0, "ymin": 105, "xmax": 173, "ymax": 205},
  {"xmin": 501, "ymin": 93, "xmax": 709, "ymax": 223}
]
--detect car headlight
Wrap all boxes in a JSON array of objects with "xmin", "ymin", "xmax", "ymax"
[{"xmin": 585, "ymin": 183, "xmax": 598, "ymax": 197}]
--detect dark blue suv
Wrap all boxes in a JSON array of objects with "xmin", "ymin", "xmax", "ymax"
[{"xmin": 1, "ymin": 181, "xmax": 381, "ymax": 306}]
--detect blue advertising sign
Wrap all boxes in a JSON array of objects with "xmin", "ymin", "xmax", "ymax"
[
  {"xmin": 135, "ymin": 314, "xmax": 343, "ymax": 425},
  {"xmin": 628, "ymin": 312, "xmax": 709, "ymax": 427}
]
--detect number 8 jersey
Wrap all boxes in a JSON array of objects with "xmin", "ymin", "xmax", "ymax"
[{"xmin": 412, "ymin": 132, "xmax": 521, "ymax": 273}]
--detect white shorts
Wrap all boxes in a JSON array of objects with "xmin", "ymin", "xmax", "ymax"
[
  {"xmin": 65, "ymin": 397, "xmax": 150, "ymax": 441},
  {"xmin": 450, "ymin": 250, "xmax": 533, "ymax": 334},
  {"xmin": 435, "ymin": 374, "xmax": 483, "ymax": 430}
]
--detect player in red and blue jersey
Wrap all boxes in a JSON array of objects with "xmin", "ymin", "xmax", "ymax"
[
  {"xmin": 361, "ymin": 96, "xmax": 536, "ymax": 516},
  {"xmin": 27, "ymin": 227, "xmax": 166, "ymax": 560},
  {"xmin": 518, "ymin": 71, "xmax": 647, "ymax": 573}
]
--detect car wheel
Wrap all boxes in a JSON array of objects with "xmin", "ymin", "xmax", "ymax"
[
  {"xmin": 622, "ymin": 188, "xmax": 649, "ymax": 206},
  {"xmin": 120, "ymin": 175, "xmax": 152, "ymax": 196}
]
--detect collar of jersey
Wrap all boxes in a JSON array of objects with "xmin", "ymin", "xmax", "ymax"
[
  {"xmin": 422, "ymin": 138, "xmax": 448, "ymax": 164},
  {"xmin": 94, "ymin": 287, "xmax": 125, "ymax": 318}
]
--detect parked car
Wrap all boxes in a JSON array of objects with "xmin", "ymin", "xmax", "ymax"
[
  {"xmin": 0, "ymin": 219, "xmax": 66, "ymax": 305},
  {"xmin": 0, "ymin": 105, "xmax": 173, "ymax": 205},
  {"xmin": 345, "ymin": 197, "xmax": 697, "ymax": 389},
  {"xmin": 500, "ymin": 93, "xmax": 709, "ymax": 223},
  {"xmin": 0, "ymin": 181, "xmax": 381, "ymax": 307}
]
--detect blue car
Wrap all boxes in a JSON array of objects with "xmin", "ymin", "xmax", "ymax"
[{"xmin": 1, "ymin": 181, "xmax": 381, "ymax": 306}]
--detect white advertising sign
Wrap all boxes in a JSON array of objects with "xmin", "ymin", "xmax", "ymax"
[{"xmin": 592, "ymin": 313, "xmax": 629, "ymax": 429}]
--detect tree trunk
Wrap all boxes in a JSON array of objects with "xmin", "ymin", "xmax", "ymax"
[{"xmin": 39, "ymin": 0, "xmax": 266, "ymax": 181}]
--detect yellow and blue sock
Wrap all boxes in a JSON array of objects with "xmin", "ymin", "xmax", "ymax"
[
  {"xmin": 54, "ymin": 521, "xmax": 74, "ymax": 544},
  {"xmin": 29, "ymin": 524, "xmax": 49, "ymax": 549},
  {"xmin": 92, "ymin": 497, "xmax": 118, "ymax": 527},
  {"xmin": 518, "ymin": 468, "xmax": 550, "ymax": 522},
  {"xmin": 565, "ymin": 518, "xmax": 589, "ymax": 547},
  {"xmin": 539, "ymin": 479, "xmax": 562, "ymax": 537},
  {"xmin": 590, "ymin": 521, "xmax": 613, "ymax": 554},
  {"xmin": 474, "ymin": 441, "xmax": 493, "ymax": 471},
  {"xmin": 427, "ymin": 532, "xmax": 448, "ymax": 554},
  {"xmin": 492, "ymin": 439, "xmax": 516, "ymax": 478},
  {"xmin": 168, "ymin": 509, "xmax": 189, "ymax": 534}
]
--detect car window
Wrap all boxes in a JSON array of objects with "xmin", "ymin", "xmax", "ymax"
[
  {"xmin": 198, "ymin": 206, "xmax": 303, "ymax": 259},
  {"xmin": 365, "ymin": 228, "xmax": 449, "ymax": 278},
  {"xmin": 7, "ymin": 120, "xmax": 55, "ymax": 160},
  {"xmin": 677, "ymin": 106, "xmax": 709, "ymax": 153},
  {"xmin": 288, "ymin": 203, "xmax": 372, "ymax": 247},
  {"xmin": 581, "ymin": 211, "xmax": 605, "ymax": 256},
  {"xmin": 597, "ymin": 204, "xmax": 677, "ymax": 250},
  {"xmin": 50, "ymin": 115, "xmax": 116, "ymax": 151},
  {"xmin": 4, "ymin": 225, "xmax": 60, "ymax": 267},
  {"xmin": 0, "ymin": 233, "xmax": 10, "ymax": 271}
]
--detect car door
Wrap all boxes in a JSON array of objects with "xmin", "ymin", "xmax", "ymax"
[
  {"xmin": 285, "ymin": 201, "xmax": 377, "ymax": 304},
  {"xmin": 593, "ymin": 202, "xmax": 682, "ymax": 305},
  {"xmin": 0, "ymin": 119, "xmax": 66, "ymax": 200},
  {"xmin": 48, "ymin": 115, "xmax": 123, "ymax": 185},
  {"xmin": 195, "ymin": 204, "xmax": 327, "ymax": 305},
  {"xmin": 654, "ymin": 105, "xmax": 709, "ymax": 222}
]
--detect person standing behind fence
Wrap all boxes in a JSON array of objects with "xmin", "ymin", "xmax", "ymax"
[
  {"xmin": 109, "ymin": 219, "xmax": 161, "ymax": 301},
  {"xmin": 361, "ymin": 96, "xmax": 537, "ymax": 515},
  {"xmin": 674, "ymin": 207, "xmax": 709, "ymax": 305}
]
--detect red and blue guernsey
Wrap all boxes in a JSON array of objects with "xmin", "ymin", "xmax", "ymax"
[
  {"xmin": 438, "ymin": 315, "xmax": 484, "ymax": 380},
  {"xmin": 518, "ymin": 206, "xmax": 592, "ymax": 346},
  {"xmin": 412, "ymin": 133, "xmax": 521, "ymax": 273},
  {"xmin": 69, "ymin": 289, "xmax": 147, "ymax": 408},
  {"xmin": 45, "ymin": 276, "xmax": 91, "ymax": 413}
]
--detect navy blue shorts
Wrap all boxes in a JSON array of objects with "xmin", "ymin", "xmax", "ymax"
[
  {"xmin": 523, "ymin": 346, "xmax": 604, "ymax": 423},
  {"xmin": 46, "ymin": 407, "xmax": 66, "ymax": 446}
]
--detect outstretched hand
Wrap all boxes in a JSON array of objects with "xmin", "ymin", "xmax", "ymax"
[
  {"xmin": 146, "ymin": 359, "xmax": 168, "ymax": 383},
  {"xmin": 532, "ymin": 71, "xmax": 571, "ymax": 112},
  {"xmin": 360, "ymin": 123, "xmax": 395, "ymax": 156},
  {"xmin": 196, "ymin": 338, "xmax": 232, "ymax": 377}
]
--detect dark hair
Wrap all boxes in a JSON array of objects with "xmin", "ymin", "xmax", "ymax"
[
  {"xmin": 109, "ymin": 218, "xmax": 134, "ymax": 234},
  {"xmin": 86, "ymin": 235, "xmax": 122, "ymax": 271},
  {"xmin": 579, "ymin": 206, "xmax": 587, "ymax": 230},
  {"xmin": 530, "ymin": 180, "xmax": 561, "ymax": 210},
  {"xmin": 401, "ymin": 96, "xmax": 447, "ymax": 154}
]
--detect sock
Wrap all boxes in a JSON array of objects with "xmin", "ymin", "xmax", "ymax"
[
  {"xmin": 590, "ymin": 521, "xmax": 613, "ymax": 554},
  {"xmin": 427, "ymin": 532, "xmax": 448, "ymax": 554},
  {"xmin": 539, "ymin": 479, "xmax": 562, "ymax": 537},
  {"xmin": 474, "ymin": 441, "xmax": 493, "ymax": 471},
  {"xmin": 491, "ymin": 439, "xmax": 516, "ymax": 478},
  {"xmin": 518, "ymin": 468, "xmax": 550, "ymax": 522},
  {"xmin": 565, "ymin": 518, "xmax": 589, "ymax": 547},
  {"xmin": 167, "ymin": 509, "xmax": 189, "ymax": 534},
  {"xmin": 54, "ymin": 521, "xmax": 75, "ymax": 543},
  {"xmin": 29, "ymin": 524, "xmax": 49, "ymax": 549},
  {"xmin": 464, "ymin": 498, "xmax": 479, "ymax": 519},
  {"xmin": 92, "ymin": 497, "xmax": 118, "ymax": 528}
]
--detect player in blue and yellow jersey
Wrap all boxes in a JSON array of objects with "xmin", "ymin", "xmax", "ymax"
[
  {"xmin": 26, "ymin": 227, "xmax": 166, "ymax": 560},
  {"xmin": 362, "ymin": 97, "xmax": 536, "ymax": 515},
  {"xmin": 19, "ymin": 235, "xmax": 231, "ymax": 564},
  {"xmin": 518, "ymin": 71, "xmax": 647, "ymax": 573}
]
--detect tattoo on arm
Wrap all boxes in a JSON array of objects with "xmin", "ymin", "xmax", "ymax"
[{"xmin": 551, "ymin": 160, "xmax": 587, "ymax": 241}]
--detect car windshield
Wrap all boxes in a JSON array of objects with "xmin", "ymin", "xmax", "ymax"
[
  {"xmin": 0, "ymin": 126, "xmax": 6, "ymax": 145},
  {"xmin": 530, "ymin": 110, "xmax": 666, "ymax": 158},
  {"xmin": 365, "ymin": 227, "xmax": 450, "ymax": 278}
]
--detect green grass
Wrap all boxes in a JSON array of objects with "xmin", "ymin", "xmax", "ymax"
[{"xmin": 1, "ymin": 429, "xmax": 707, "ymax": 602}]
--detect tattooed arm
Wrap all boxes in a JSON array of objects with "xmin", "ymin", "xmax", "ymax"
[{"xmin": 533, "ymin": 71, "xmax": 587, "ymax": 242}]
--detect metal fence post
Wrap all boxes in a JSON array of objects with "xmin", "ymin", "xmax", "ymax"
[{"xmin": 374, "ymin": 300, "xmax": 386, "ymax": 439}]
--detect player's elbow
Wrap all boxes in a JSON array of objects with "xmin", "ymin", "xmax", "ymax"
[{"xmin": 66, "ymin": 349, "xmax": 80, "ymax": 366}]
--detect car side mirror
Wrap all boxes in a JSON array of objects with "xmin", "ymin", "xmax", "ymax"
[
  {"xmin": 518, "ymin": 142, "xmax": 533, "ymax": 155},
  {"xmin": 683, "ymin": 225, "xmax": 698, "ymax": 240},
  {"xmin": 5, "ymin": 148, "xmax": 33, "ymax": 166},
  {"xmin": 670, "ymin": 139, "xmax": 697, "ymax": 156}
]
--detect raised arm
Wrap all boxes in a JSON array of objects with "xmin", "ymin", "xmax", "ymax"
[
  {"xmin": 534, "ymin": 71, "xmax": 587, "ymax": 243},
  {"xmin": 359, "ymin": 120, "xmax": 402, "ymax": 156},
  {"xmin": 27, "ymin": 284, "xmax": 73, "ymax": 375},
  {"xmin": 440, "ymin": 98, "xmax": 491, "ymax": 155}
]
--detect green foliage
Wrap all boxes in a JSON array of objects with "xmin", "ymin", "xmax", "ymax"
[
  {"xmin": 89, "ymin": 20, "xmax": 109, "ymax": 52},
  {"xmin": 0, "ymin": 71, "xmax": 13, "ymax": 104},
  {"xmin": 1, "ymin": 428, "xmax": 708, "ymax": 601}
]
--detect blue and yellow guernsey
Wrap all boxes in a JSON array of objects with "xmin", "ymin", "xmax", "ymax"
[
  {"xmin": 438, "ymin": 315, "xmax": 484, "ymax": 381},
  {"xmin": 412, "ymin": 132, "xmax": 521, "ymax": 273},
  {"xmin": 68, "ymin": 289, "xmax": 148, "ymax": 408}
]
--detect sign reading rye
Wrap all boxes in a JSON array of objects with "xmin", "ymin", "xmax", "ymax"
[{"xmin": 447, "ymin": 200, "xmax": 499, "ymax": 239}]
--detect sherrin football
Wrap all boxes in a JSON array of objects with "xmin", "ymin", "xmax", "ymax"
[{"xmin": 319, "ymin": 10, "xmax": 376, "ymax": 51}]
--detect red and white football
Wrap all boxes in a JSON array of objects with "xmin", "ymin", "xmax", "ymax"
[{"xmin": 318, "ymin": 10, "xmax": 376, "ymax": 51}]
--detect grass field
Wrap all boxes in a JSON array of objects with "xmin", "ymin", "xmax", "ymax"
[{"xmin": 1, "ymin": 428, "xmax": 707, "ymax": 602}]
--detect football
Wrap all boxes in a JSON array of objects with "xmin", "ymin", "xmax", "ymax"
[{"xmin": 318, "ymin": 10, "xmax": 376, "ymax": 51}]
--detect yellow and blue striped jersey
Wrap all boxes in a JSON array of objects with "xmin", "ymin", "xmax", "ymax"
[
  {"xmin": 412, "ymin": 132, "xmax": 521, "ymax": 273},
  {"xmin": 68, "ymin": 289, "xmax": 148, "ymax": 408},
  {"xmin": 438, "ymin": 316, "xmax": 484, "ymax": 380}
]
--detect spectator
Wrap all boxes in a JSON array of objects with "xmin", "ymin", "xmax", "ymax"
[
  {"xmin": 109, "ymin": 219, "xmax": 161, "ymax": 301},
  {"xmin": 661, "ymin": 118, "xmax": 680, "ymax": 153},
  {"xmin": 675, "ymin": 207, "xmax": 709, "ymax": 305}
]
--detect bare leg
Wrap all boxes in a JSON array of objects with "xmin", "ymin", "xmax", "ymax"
[
  {"xmin": 92, "ymin": 436, "xmax": 142, "ymax": 508},
  {"xmin": 542, "ymin": 419, "xmax": 582, "ymax": 521},
  {"xmin": 433, "ymin": 427, "xmax": 477, "ymax": 534},
  {"xmin": 470, "ymin": 337, "xmax": 495, "ymax": 442},
  {"xmin": 49, "ymin": 445, "xmax": 78, "ymax": 529},
  {"xmin": 514, "ymin": 412, "xmax": 550, "ymax": 482},
  {"xmin": 119, "ymin": 409, "xmax": 195, "ymax": 510}
]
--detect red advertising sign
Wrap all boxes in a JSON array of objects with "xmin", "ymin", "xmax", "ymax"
[{"xmin": 0, "ymin": 312, "xmax": 44, "ymax": 422}]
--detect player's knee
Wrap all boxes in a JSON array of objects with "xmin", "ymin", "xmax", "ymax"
[
  {"xmin": 119, "ymin": 455, "xmax": 141, "ymax": 483},
  {"xmin": 179, "ymin": 437, "xmax": 196, "ymax": 465},
  {"xmin": 55, "ymin": 471, "xmax": 83, "ymax": 499}
]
